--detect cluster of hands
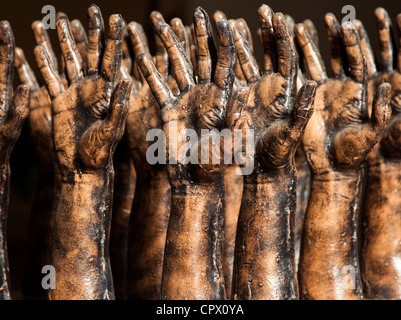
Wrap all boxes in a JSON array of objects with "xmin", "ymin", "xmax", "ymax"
[{"xmin": 0, "ymin": 3, "xmax": 400, "ymax": 300}]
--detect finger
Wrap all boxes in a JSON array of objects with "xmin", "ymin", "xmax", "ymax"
[
  {"xmin": 71, "ymin": 19, "xmax": 88, "ymax": 71},
  {"xmin": 324, "ymin": 13, "xmax": 346, "ymax": 79},
  {"xmin": 258, "ymin": 4, "xmax": 276, "ymax": 73},
  {"xmin": 285, "ymin": 14, "xmax": 296, "ymax": 39},
  {"xmin": 15, "ymin": 47, "xmax": 40, "ymax": 92},
  {"xmin": 371, "ymin": 82, "xmax": 392, "ymax": 133},
  {"xmin": 56, "ymin": 15, "xmax": 84, "ymax": 83},
  {"xmin": 157, "ymin": 23, "xmax": 194, "ymax": 91},
  {"xmin": 34, "ymin": 45, "xmax": 64, "ymax": 99},
  {"xmin": 131, "ymin": 22, "xmax": 149, "ymax": 81},
  {"xmin": 213, "ymin": 10, "xmax": 227, "ymax": 23},
  {"xmin": 354, "ymin": 19, "xmax": 377, "ymax": 78},
  {"xmin": 128, "ymin": 21, "xmax": 150, "ymax": 57},
  {"xmin": 121, "ymin": 18, "xmax": 132, "ymax": 74},
  {"xmin": 105, "ymin": 79, "xmax": 132, "ymax": 133},
  {"xmin": 171, "ymin": 17, "xmax": 191, "ymax": 59},
  {"xmin": 9, "ymin": 84, "xmax": 30, "ymax": 126},
  {"xmin": 236, "ymin": 18, "xmax": 253, "ymax": 52},
  {"xmin": 230, "ymin": 19, "xmax": 260, "ymax": 83},
  {"xmin": 101, "ymin": 14, "xmax": 123, "ymax": 84},
  {"xmin": 137, "ymin": 52, "xmax": 174, "ymax": 107},
  {"xmin": 295, "ymin": 23, "xmax": 327, "ymax": 83},
  {"xmin": 150, "ymin": 11, "xmax": 168, "ymax": 78},
  {"xmin": 287, "ymin": 80, "xmax": 317, "ymax": 143},
  {"xmin": 87, "ymin": 4, "xmax": 104, "ymax": 75},
  {"xmin": 273, "ymin": 13, "xmax": 298, "ymax": 81},
  {"xmin": 341, "ymin": 21, "xmax": 366, "ymax": 84},
  {"xmin": 0, "ymin": 21, "xmax": 15, "ymax": 95},
  {"xmin": 194, "ymin": 7, "xmax": 215, "ymax": 84},
  {"xmin": 375, "ymin": 7, "xmax": 394, "ymax": 72},
  {"xmin": 186, "ymin": 24, "xmax": 198, "ymax": 76},
  {"xmin": 303, "ymin": 19, "xmax": 319, "ymax": 48},
  {"xmin": 213, "ymin": 19, "xmax": 236, "ymax": 93},
  {"xmin": 31, "ymin": 21, "xmax": 59, "ymax": 74},
  {"xmin": 397, "ymin": 13, "xmax": 401, "ymax": 72}
]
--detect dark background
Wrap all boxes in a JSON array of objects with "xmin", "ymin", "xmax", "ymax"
[{"xmin": 1, "ymin": 0, "xmax": 400, "ymax": 298}]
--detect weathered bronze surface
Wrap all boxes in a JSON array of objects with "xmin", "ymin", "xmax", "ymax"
[
  {"xmin": 2, "ymin": 2, "xmax": 401, "ymax": 302},
  {"xmin": 355, "ymin": 8, "xmax": 401, "ymax": 300},
  {"xmin": 228, "ymin": 5, "xmax": 317, "ymax": 300},
  {"xmin": 33, "ymin": 5, "xmax": 132, "ymax": 299},
  {"xmin": 295, "ymin": 13, "xmax": 391, "ymax": 300},
  {"xmin": 0, "ymin": 21, "xmax": 30, "ymax": 300},
  {"xmin": 137, "ymin": 6, "xmax": 236, "ymax": 299},
  {"xmin": 126, "ymin": 14, "xmax": 171, "ymax": 300}
]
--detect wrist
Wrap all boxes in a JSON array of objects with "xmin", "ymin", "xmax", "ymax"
[
  {"xmin": 310, "ymin": 168, "xmax": 363, "ymax": 182},
  {"xmin": 170, "ymin": 176, "xmax": 224, "ymax": 197},
  {"xmin": 59, "ymin": 168, "xmax": 112, "ymax": 185},
  {"xmin": 244, "ymin": 162, "xmax": 296, "ymax": 184}
]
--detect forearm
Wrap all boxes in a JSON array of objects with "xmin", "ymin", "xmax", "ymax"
[
  {"xmin": 0, "ymin": 163, "xmax": 11, "ymax": 300},
  {"xmin": 362, "ymin": 159, "xmax": 401, "ymax": 299},
  {"xmin": 50, "ymin": 170, "xmax": 114, "ymax": 300},
  {"xmin": 161, "ymin": 178, "xmax": 226, "ymax": 300},
  {"xmin": 127, "ymin": 168, "xmax": 170, "ymax": 300},
  {"xmin": 299, "ymin": 171, "xmax": 364, "ymax": 300},
  {"xmin": 232, "ymin": 165, "xmax": 298, "ymax": 300}
]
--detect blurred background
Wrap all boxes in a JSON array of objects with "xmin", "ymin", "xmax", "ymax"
[{"xmin": 1, "ymin": 0, "xmax": 400, "ymax": 297}]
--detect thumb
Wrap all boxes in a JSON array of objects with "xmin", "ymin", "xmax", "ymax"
[
  {"xmin": 104, "ymin": 79, "xmax": 132, "ymax": 136},
  {"xmin": 11, "ymin": 84, "xmax": 30, "ymax": 123},
  {"xmin": 287, "ymin": 80, "xmax": 317, "ymax": 143},
  {"xmin": 370, "ymin": 82, "xmax": 392, "ymax": 135}
]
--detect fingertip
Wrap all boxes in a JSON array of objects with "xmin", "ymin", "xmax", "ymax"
[
  {"xmin": 150, "ymin": 11, "xmax": 166, "ymax": 29},
  {"xmin": 378, "ymin": 82, "xmax": 392, "ymax": 103},
  {"xmin": 56, "ymin": 13, "xmax": 68, "ymax": 23},
  {"xmin": 31, "ymin": 20, "xmax": 44, "ymax": 36},
  {"xmin": 295, "ymin": 22, "xmax": 305, "ymax": 36},
  {"xmin": 157, "ymin": 23, "xmax": 173, "ymax": 43},
  {"xmin": 87, "ymin": 4, "xmax": 103, "ymax": 29},
  {"xmin": 215, "ymin": 18, "xmax": 234, "ymax": 47},
  {"xmin": 170, "ymin": 17, "xmax": 182, "ymax": 28},
  {"xmin": 0, "ymin": 20, "xmax": 13, "ymax": 43},
  {"xmin": 213, "ymin": 10, "xmax": 227, "ymax": 23},
  {"xmin": 0, "ymin": 20, "xmax": 11, "ymax": 32},
  {"xmin": 258, "ymin": 4, "xmax": 273, "ymax": 20},
  {"xmin": 303, "ymin": 79, "xmax": 318, "ymax": 92},
  {"xmin": 374, "ymin": 7, "xmax": 390, "ymax": 22},
  {"xmin": 14, "ymin": 84, "xmax": 31, "ymax": 110},
  {"xmin": 14, "ymin": 47, "xmax": 24, "ymax": 65},
  {"xmin": 109, "ymin": 14, "xmax": 123, "ymax": 40},
  {"xmin": 298, "ymin": 80, "xmax": 317, "ymax": 106},
  {"xmin": 324, "ymin": 12, "xmax": 336, "ymax": 25}
]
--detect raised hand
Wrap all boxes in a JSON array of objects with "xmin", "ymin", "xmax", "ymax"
[
  {"xmin": 355, "ymin": 8, "xmax": 401, "ymax": 299},
  {"xmin": 137, "ymin": 7, "xmax": 235, "ymax": 300},
  {"xmin": 0, "ymin": 21, "xmax": 30, "ymax": 300},
  {"xmin": 34, "ymin": 7, "xmax": 132, "ymax": 299},
  {"xmin": 295, "ymin": 14, "xmax": 391, "ymax": 300},
  {"xmin": 138, "ymin": 8, "xmax": 235, "ymax": 186},
  {"xmin": 228, "ymin": 5, "xmax": 316, "ymax": 300}
]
